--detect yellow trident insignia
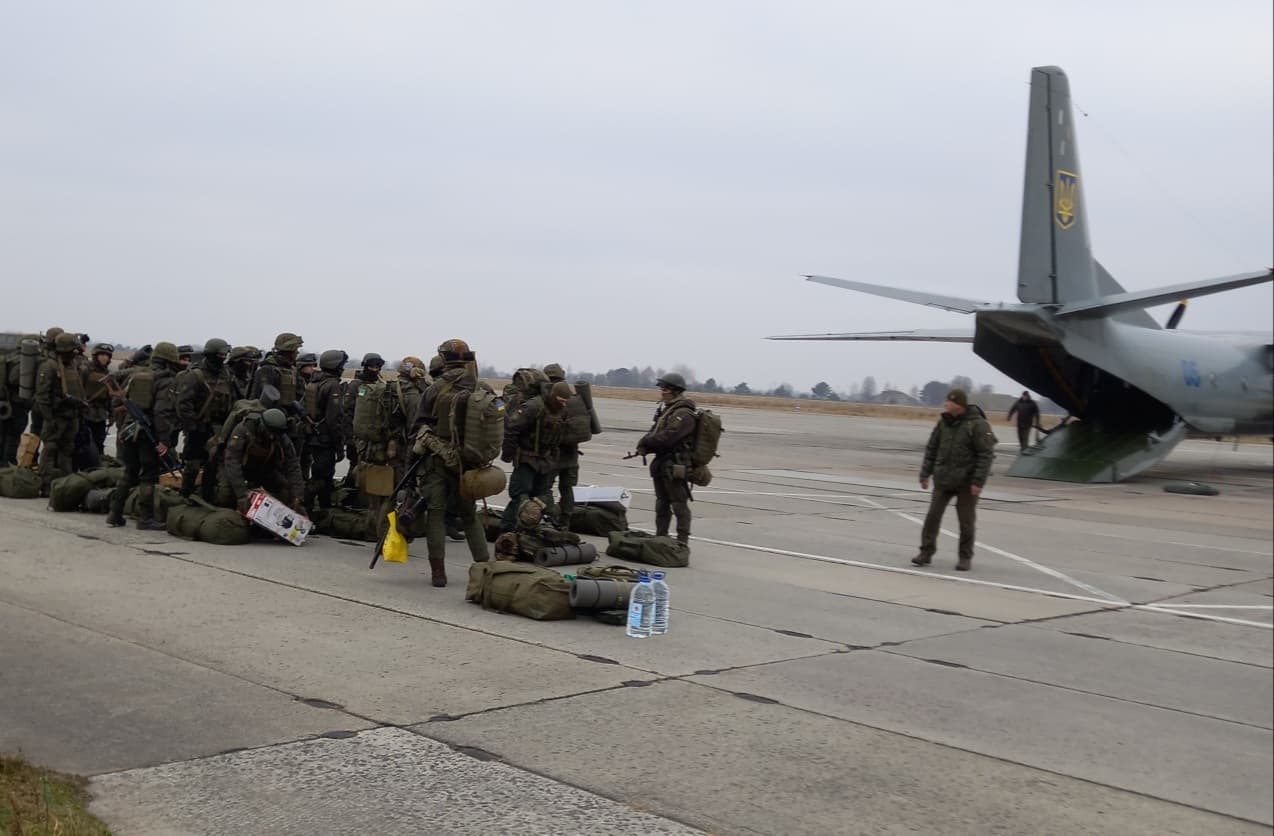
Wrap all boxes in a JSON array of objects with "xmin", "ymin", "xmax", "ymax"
[{"xmin": 1055, "ymin": 170, "xmax": 1079, "ymax": 230}]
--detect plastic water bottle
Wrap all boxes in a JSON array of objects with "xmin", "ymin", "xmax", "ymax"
[
  {"xmin": 651, "ymin": 571, "xmax": 670, "ymax": 635},
  {"xmin": 626, "ymin": 572, "xmax": 655, "ymax": 638}
]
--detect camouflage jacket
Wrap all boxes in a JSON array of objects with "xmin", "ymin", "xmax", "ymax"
[
  {"xmin": 175, "ymin": 363, "xmax": 235, "ymax": 434},
  {"xmin": 305, "ymin": 370, "xmax": 346, "ymax": 450},
  {"xmin": 221, "ymin": 413, "xmax": 304, "ymax": 504},
  {"xmin": 503, "ymin": 395, "xmax": 566, "ymax": 473},
  {"xmin": 920, "ymin": 406, "xmax": 996, "ymax": 489},
  {"xmin": 34, "ymin": 356, "xmax": 87, "ymax": 421},
  {"xmin": 638, "ymin": 397, "xmax": 697, "ymax": 464}
]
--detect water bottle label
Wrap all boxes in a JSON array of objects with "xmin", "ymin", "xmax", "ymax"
[{"xmin": 627, "ymin": 603, "xmax": 645, "ymax": 629}]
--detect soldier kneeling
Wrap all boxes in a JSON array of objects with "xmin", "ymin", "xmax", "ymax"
[{"xmin": 215, "ymin": 407, "xmax": 306, "ymax": 515}]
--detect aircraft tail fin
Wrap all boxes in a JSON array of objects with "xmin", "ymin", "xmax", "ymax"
[{"xmin": 1018, "ymin": 66, "xmax": 1099, "ymax": 305}]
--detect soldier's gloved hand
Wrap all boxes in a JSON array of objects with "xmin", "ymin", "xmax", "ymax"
[{"xmin": 236, "ymin": 495, "xmax": 251, "ymax": 515}]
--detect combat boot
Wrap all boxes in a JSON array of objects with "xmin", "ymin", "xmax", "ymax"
[
  {"xmin": 955, "ymin": 557, "xmax": 972, "ymax": 571},
  {"xmin": 105, "ymin": 510, "xmax": 126, "ymax": 527},
  {"xmin": 136, "ymin": 514, "xmax": 165, "ymax": 531},
  {"xmin": 428, "ymin": 558, "xmax": 447, "ymax": 588},
  {"xmin": 911, "ymin": 553, "xmax": 932, "ymax": 566}
]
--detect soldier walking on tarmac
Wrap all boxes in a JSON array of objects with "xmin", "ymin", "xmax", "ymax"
[{"xmin": 911, "ymin": 388, "xmax": 996, "ymax": 572}]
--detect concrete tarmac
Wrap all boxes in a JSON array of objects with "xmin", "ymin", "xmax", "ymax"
[{"xmin": 1, "ymin": 397, "xmax": 1270, "ymax": 834}]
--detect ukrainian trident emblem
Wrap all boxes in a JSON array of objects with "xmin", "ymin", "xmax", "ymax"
[{"xmin": 1054, "ymin": 170, "xmax": 1079, "ymax": 230}]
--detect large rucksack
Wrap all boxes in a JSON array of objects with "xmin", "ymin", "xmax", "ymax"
[
  {"xmin": 353, "ymin": 380, "xmax": 406, "ymax": 443},
  {"xmin": 690, "ymin": 408, "xmax": 723, "ymax": 467},
  {"xmin": 501, "ymin": 368, "xmax": 549, "ymax": 415},
  {"xmin": 450, "ymin": 389, "xmax": 506, "ymax": 468},
  {"xmin": 220, "ymin": 398, "xmax": 266, "ymax": 440},
  {"xmin": 560, "ymin": 393, "xmax": 593, "ymax": 445},
  {"xmin": 465, "ymin": 562, "xmax": 574, "ymax": 620}
]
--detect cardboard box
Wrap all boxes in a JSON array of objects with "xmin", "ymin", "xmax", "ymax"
[
  {"xmin": 16, "ymin": 433, "xmax": 39, "ymax": 468},
  {"xmin": 572, "ymin": 485, "xmax": 632, "ymax": 509},
  {"xmin": 245, "ymin": 490, "xmax": 313, "ymax": 546}
]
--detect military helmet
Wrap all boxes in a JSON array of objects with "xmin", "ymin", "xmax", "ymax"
[
  {"xmin": 45, "ymin": 327, "xmax": 65, "ymax": 343},
  {"xmin": 152, "ymin": 342, "xmax": 180, "ymax": 364},
  {"xmin": 54, "ymin": 332, "xmax": 80, "ymax": 353},
  {"xmin": 203, "ymin": 338, "xmax": 231, "ymax": 357},
  {"xmin": 91, "ymin": 342, "xmax": 115, "ymax": 355},
  {"xmin": 261, "ymin": 408, "xmax": 288, "ymax": 432},
  {"xmin": 428, "ymin": 355, "xmax": 445, "ymax": 376},
  {"xmin": 228, "ymin": 345, "xmax": 258, "ymax": 363},
  {"xmin": 656, "ymin": 372, "xmax": 687, "ymax": 391},
  {"xmin": 549, "ymin": 381, "xmax": 574, "ymax": 400},
  {"xmin": 361, "ymin": 352, "xmax": 384, "ymax": 368},
  {"xmin": 543, "ymin": 363, "xmax": 566, "ymax": 382},
  {"xmin": 258, "ymin": 384, "xmax": 281, "ymax": 410},
  {"xmin": 319, "ymin": 350, "xmax": 348, "ymax": 372},
  {"xmin": 273, "ymin": 332, "xmax": 303, "ymax": 352},
  {"xmin": 297, "ymin": 352, "xmax": 318, "ymax": 367},
  {"xmin": 437, "ymin": 338, "xmax": 473, "ymax": 361}
]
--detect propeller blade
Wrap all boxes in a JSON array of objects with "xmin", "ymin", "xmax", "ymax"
[{"xmin": 1165, "ymin": 299, "xmax": 1188, "ymax": 329}]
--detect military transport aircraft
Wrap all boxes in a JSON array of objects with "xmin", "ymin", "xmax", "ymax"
[{"xmin": 771, "ymin": 65, "xmax": 1273, "ymax": 483}]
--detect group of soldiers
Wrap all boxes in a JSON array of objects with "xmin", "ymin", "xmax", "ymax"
[{"xmin": 2, "ymin": 330, "xmax": 702, "ymax": 589}]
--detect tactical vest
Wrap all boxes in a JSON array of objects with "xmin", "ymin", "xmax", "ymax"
[
  {"xmin": 527, "ymin": 399, "xmax": 566, "ymax": 455},
  {"xmin": 353, "ymin": 380, "xmax": 407, "ymax": 442},
  {"xmin": 127, "ymin": 368, "xmax": 156, "ymax": 409},
  {"xmin": 194, "ymin": 368, "xmax": 234, "ymax": 423}
]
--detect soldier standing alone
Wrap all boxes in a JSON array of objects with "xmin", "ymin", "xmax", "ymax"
[{"xmin": 636, "ymin": 373, "xmax": 698, "ymax": 546}]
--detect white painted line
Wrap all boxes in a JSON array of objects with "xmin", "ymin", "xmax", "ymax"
[
  {"xmin": 1144, "ymin": 604, "xmax": 1273, "ymax": 610},
  {"xmin": 687, "ymin": 535, "xmax": 1273, "ymax": 630},
  {"xmin": 860, "ymin": 496, "xmax": 1129, "ymax": 605},
  {"xmin": 1087, "ymin": 530, "xmax": 1273, "ymax": 557}
]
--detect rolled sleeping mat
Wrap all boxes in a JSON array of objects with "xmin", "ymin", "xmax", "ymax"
[
  {"xmin": 574, "ymin": 381, "xmax": 603, "ymax": 435},
  {"xmin": 18, "ymin": 339, "xmax": 40, "ymax": 401},
  {"xmin": 569, "ymin": 577, "xmax": 634, "ymax": 611},
  {"xmin": 535, "ymin": 542, "xmax": 598, "ymax": 567}
]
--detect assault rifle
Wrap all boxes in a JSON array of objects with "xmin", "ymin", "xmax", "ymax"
[
  {"xmin": 623, "ymin": 450, "xmax": 648, "ymax": 464},
  {"xmin": 369, "ymin": 455, "xmax": 426, "ymax": 570},
  {"xmin": 102, "ymin": 375, "xmax": 182, "ymax": 473}
]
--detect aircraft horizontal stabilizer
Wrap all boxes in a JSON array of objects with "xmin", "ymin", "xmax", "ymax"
[
  {"xmin": 1056, "ymin": 269, "xmax": 1273, "ymax": 319},
  {"xmin": 767, "ymin": 329, "xmax": 975, "ymax": 342},
  {"xmin": 804, "ymin": 275, "xmax": 989, "ymax": 314}
]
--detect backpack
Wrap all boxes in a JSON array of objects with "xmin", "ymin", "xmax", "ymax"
[
  {"xmin": 568, "ymin": 504, "xmax": 628, "ymax": 536},
  {"xmin": 445, "ymin": 388, "xmax": 506, "ymax": 468},
  {"xmin": 220, "ymin": 398, "xmax": 266, "ymax": 440},
  {"xmin": 353, "ymin": 380, "xmax": 406, "ymax": 443},
  {"xmin": 560, "ymin": 393, "xmax": 593, "ymax": 445},
  {"xmin": 502, "ymin": 368, "xmax": 549, "ymax": 414},
  {"xmin": 466, "ymin": 562, "xmax": 575, "ymax": 620},
  {"xmin": 690, "ymin": 408, "xmax": 723, "ymax": 467}
]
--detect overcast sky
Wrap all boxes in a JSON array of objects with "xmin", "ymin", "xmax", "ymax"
[{"xmin": 3, "ymin": 1, "xmax": 1271, "ymax": 395}]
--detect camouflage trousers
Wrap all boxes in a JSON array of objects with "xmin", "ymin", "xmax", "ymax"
[
  {"xmin": 37, "ymin": 414, "xmax": 79, "ymax": 492},
  {"xmin": 417, "ymin": 456, "xmax": 488, "ymax": 562},
  {"xmin": 652, "ymin": 466, "xmax": 692, "ymax": 542}
]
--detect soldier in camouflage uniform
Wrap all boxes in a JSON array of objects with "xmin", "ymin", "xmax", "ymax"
[
  {"xmin": 215, "ymin": 407, "xmax": 305, "ymax": 514},
  {"xmin": 227, "ymin": 346, "xmax": 260, "ymax": 402},
  {"xmin": 410, "ymin": 339, "xmax": 491, "ymax": 587},
  {"xmin": 29, "ymin": 327, "xmax": 66, "ymax": 443},
  {"xmin": 304, "ymin": 350, "xmax": 348, "ymax": 511},
  {"xmin": 175, "ymin": 338, "xmax": 235, "ymax": 501},
  {"xmin": 542, "ymin": 363, "xmax": 588, "ymax": 527},
  {"xmin": 34, "ymin": 332, "xmax": 89, "ymax": 494},
  {"xmin": 107, "ymin": 341, "xmax": 181, "ymax": 530},
  {"xmin": 636, "ymin": 373, "xmax": 698, "ymax": 545},
  {"xmin": 341, "ymin": 352, "xmax": 383, "ymax": 477},
  {"xmin": 500, "ymin": 380, "xmax": 573, "ymax": 532},
  {"xmin": 911, "ymin": 388, "xmax": 996, "ymax": 572},
  {"xmin": 251, "ymin": 332, "xmax": 306, "ymax": 454},
  {"xmin": 79, "ymin": 342, "xmax": 115, "ymax": 466}
]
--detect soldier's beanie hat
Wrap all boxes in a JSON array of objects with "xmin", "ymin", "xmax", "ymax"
[
  {"xmin": 549, "ymin": 381, "xmax": 574, "ymax": 400},
  {"xmin": 297, "ymin": 352, "xmax": 318, "ymax": 367},
  {"xmin": 274, "ymin": 332, "xmax": 303, "ymax": 352},
  {"xmin": 361, "ymin": 352, "xmax": 384, "ymax": 367},
  {"xmin": 428, "ymin": 355, "xmax": 445, "ymax": 375},
  {"xmin": 54, "ymin": 332, "xmax": 80, "ymax": 352},
  {"xmin": 543, "ymin": 363, "xmax": 566, "ymax": 381},
  {"xmin": 152, "ymin": 342, "xmax": 180, "ymax": 364},
  {"xmin": 92, "ymin": 342, "xmax": 115, "ymax": 355},
  {"xmin": 176, "ymin": 344, "xmax": 194, "ymax": 357},
  {"xmin": 946, "ymin": 388, "xmax": 969, "ymax": 407}
]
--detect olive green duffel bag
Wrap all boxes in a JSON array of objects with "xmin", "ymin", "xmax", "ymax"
[
  {"xmin": 466, "ymin": 562, "xmax": 574, "ymax": 621},
  {"xmin": 198, "ymin": 508, "xmax": 251, "ymax": 545},
  {"xmin": 0, "ymin": 466, "xmax": 41, "ymax": 499},
  {"xmin": 48, "ymin": 473, "xmax": 94, "ymax": 511}
]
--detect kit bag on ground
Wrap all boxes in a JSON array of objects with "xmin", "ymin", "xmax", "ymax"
[
  {"xmin": 466, "ymin": 561, "xmax": 575, "ymax": 621},
  {"xmin": 167, "ymin": 502, "xmax": 216, "ymax": 540},
  {"xmin": 198, "ymin": 508, "xmax": 251, "ymax": 545},
  {"xmin": 84, "ymin": 467, "xmax": 125, "ymax": 488},
  {"xmin": 315, "ymin": 507, "xmax": 376, "ymax": 541},
  {"xmin": 48, "ymin": 473, "xmax": 94, "ymax": 511},
  {"xmin": 568, "ymin": 504, "xmax": 628, "ymax": 536},
  {"xmin": 0, "ymin": 466, "xmax": 41, "ymax": 499},
  {"xmin": 605, "ymin": 530, "xmax": 690, "ymax": 568},
  {"xmin": 83, "ymin": 487, "xmax": 114, "ymax": 513}
]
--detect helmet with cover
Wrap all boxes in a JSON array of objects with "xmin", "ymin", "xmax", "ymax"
[
  {"xmin": 656, "ymin": 372, "xmax": 687, "ymax": 392},
  {"xmin": 319, "ymin": 350, "xmax": 348, "ymax": 372},
  {"xmin": 54, "ymin": 332, "xmax": 80, "ymax": 353},
  {"xmin": 152, "ymin": 342, "xmax": 180, "ymax": 365},
  {"xmin": 261, "ymin": 408, "xmax": 288, "ymax": 432}
]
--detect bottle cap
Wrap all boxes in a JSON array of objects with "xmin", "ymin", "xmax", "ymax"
[{"xmin": 653, "ymin": 571, "xmax": 666, "ymax": 579}]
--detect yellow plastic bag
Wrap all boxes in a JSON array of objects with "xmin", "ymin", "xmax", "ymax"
[{"xmin": 382, "ymin": 511, "xmax": 409, "ymax": 564}]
